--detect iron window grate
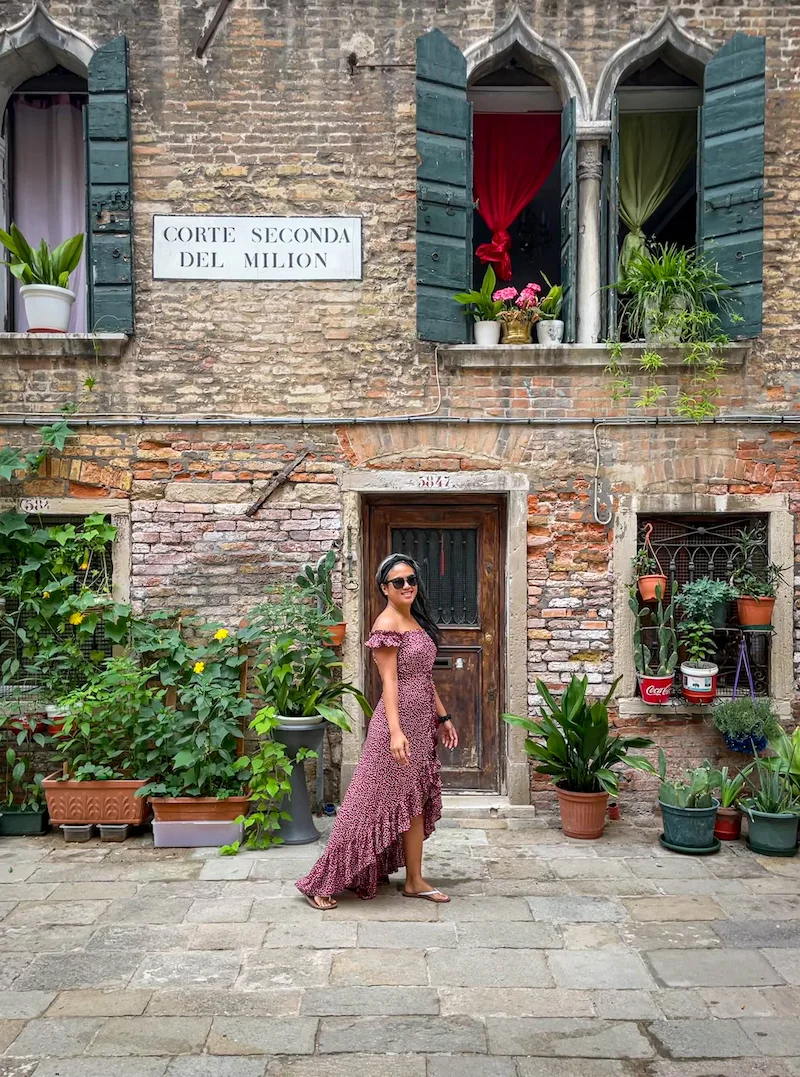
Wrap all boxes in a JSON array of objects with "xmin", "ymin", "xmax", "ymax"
[
  {"xmin": 636, "ymin": 514, "xmax": 770, "ymax": 698},
  {"xmin": 391, "ymin": 527, "xmax": 479, "ymax": 627}
]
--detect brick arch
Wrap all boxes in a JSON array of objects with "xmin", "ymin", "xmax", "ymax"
[{"xmin": 336, "ymin": 424, "xmax": 528, "ymax": 471}]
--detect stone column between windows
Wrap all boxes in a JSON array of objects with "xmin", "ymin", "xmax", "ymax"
[{"xmin": 576, "ymin": 136, "xmax": 604, "ymax": 344}]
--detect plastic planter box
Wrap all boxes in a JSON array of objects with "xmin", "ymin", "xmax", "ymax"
[
  {"xmin": 0, "ymin": 809, "xmax": 48, "ymax": 836},
  {"xmin": 153, "ymin": 820, "xmax": 244, "ymax": 848}
]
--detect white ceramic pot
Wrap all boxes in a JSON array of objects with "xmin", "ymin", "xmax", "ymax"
[
  {"xmin": 19, "ymin": 284, "xmax": 75, "ymax": 334},
  {"xmin": 275, "ymin": 714, "xmax": 324, "ymax": 727},
  {"xmin": 536, "ymin": 319, "xmax": 564, "ymax": 345},
  {"xmin": 473, "ymin": 320, "xmax": 501, "ymax": 346}
]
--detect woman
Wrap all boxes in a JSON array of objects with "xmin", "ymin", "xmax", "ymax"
[{"xmin": 296, "ymin": 553, "xmax": 458, "ymax": 908}]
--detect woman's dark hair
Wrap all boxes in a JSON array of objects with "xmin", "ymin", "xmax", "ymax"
[{"xmin": 376, "ymin": 553, "xmax": 440, "ymax": 648}]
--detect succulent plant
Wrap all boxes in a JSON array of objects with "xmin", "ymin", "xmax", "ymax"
[
  {"xmin": 630, "ymin": 589, "xmax": 678, "ymax": 677},
  {"xmin": 658, "ymin": 749, "xmax": 721, "ymax": 809}
]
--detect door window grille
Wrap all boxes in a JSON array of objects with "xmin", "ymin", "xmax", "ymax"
[
  {"xmin": 391, "ymin": 527, "xmax": 479, "ymax": 626},
  {"xmin": 636, "ymin": 514, "xmax": 770, "ymax": 697}
]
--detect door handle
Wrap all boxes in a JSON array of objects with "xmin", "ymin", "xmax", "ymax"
[{"xmin": 484, "ymin": 633, "xmax": 493, "ymax": 643}]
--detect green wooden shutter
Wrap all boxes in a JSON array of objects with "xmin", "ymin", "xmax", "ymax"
[
  {"xmin": 416, "ymin": 29, "xmax": 471, "ymax": 343},
  {"xmin": 559, "ymin": 98, "xmax": 577, "ymax": 343},
  {"xmin": 699, "ymin": 32, "xmax": 766, "ymax": 338},
  {"xmin": 603, "ymin": 94, "xmax": 620, "ymax": 339},
  {"xmin": 86, "ymin": 35, "xmax": 134, "ymax": 335}
]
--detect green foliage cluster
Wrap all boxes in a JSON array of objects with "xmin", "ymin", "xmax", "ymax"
[
  {"xmin": 0, "ymin": 223, "xmax": 84, "ymax": 289},
  {"xmin": 657, "ymin": 751, "xmax": 721, "ymax": 809}
]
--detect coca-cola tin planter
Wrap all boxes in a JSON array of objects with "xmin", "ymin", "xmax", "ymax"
[{"xmin": 638, "ymin": 673, "xmax": 674, "ymax": 705}]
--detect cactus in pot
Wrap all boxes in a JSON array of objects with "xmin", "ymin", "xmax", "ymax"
[
  {"xmin": 658, "ymin": 750, "xmax": 721, "ymax": 853},
  {"xmin": 631, "ymin": 588, "xmax": 678, "ymax": 704}
]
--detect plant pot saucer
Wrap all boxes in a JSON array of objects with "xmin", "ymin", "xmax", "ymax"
[
  {"xmin": 746, "ymin": 838, "xmax": 798, "ymax": 858},
  {"xmin": 659, "ymin": 833, "xmax": 721, "ymax": 856}
]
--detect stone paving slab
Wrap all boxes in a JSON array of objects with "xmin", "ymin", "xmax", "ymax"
[{"xmin": 0, "ymin": 817, "xmax": 798, "ymax": 1073}]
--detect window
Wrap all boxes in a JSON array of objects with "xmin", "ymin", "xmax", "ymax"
[
  {"xmin": 635, "ymin": 514, "xmax": 771, "ymax": 698},
  {"xmin": 0, "ymin": 10, "xmax": 135, "ymax": 335},
  {"xmin": 0, "ymin": 514, "xmax": 117, "ymax": 702},
  {"xmin": 6, "ymin": 66, "xmax": 88, "ymax": 331},
  {"xmin": 414, "ymin": 28, "xmax": 577, "ymax": 344},
  {"xmin": 604, "ymin": 33, "xmax": 766, "ymax": 340}
]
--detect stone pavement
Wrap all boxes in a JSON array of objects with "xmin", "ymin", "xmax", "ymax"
[{"xmin": 1, "ymin": 799, "xmax": 799, "ymax": 1076}]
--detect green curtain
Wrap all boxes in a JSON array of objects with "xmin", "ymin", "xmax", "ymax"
[{"xmin": 618, "ymin": 112, "xmax": 697, "ymax": 275}]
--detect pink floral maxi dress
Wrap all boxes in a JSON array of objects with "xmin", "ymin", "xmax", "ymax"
[{"xmin": 296, "ymin": 630, "xmax": 442, "ymax": 900}]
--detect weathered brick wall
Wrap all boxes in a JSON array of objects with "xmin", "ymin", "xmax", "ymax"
[{"xmin": 2, "ymin": 0, "xmax": 800, "ymax": 812}]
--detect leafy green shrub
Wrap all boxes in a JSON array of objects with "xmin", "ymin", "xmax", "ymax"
[
  {"xmin": 502, "ymin": 675, "xmax": 654, "ymax": 796},
  {"xmin": 712, "ymin": 698, "xmax": 780, "ymax": 744}
]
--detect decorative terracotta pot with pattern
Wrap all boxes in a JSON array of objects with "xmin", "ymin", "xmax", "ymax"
[
  {"xmin": 42, "ymin": 773, "xmax": 149, "ymax": 826},
  {"xmin": 556, "ymin": 786, "xmax": 609, "ymax": 840}
]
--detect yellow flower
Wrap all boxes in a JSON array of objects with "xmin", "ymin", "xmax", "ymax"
[
  {"xmin": 193, "ymin": 661, "xmax": 205, "ymax": 674},
  {"xmin": 69, "ymin": 612, "xmax": 84, "ymax": 625},
  {"xmin": 214, "ymin": 629, "xmax": 229, "ymax": 641},
  {"xmin": 43, "ymin": 591, "xmax": 50, "ymax": 599},
  {"xmin": 79, "ymin": 562, "xmax": 89, "ymax": 570}
]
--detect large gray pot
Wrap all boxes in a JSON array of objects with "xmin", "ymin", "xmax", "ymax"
[
  {"xmin": 660, "ymin": 798, "xmax": 719, "ymax": 851},
  {"xmin": 274, "ymin": 721, "xmax": 326, "ymax": 845}
]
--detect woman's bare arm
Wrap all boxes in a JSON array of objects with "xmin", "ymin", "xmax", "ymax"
[{"xmin": 373, "ymin": 645, "xmax": 410, "ymax": 765}]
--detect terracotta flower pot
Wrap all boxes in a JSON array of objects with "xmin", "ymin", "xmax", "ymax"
[
  {"xmin": 556, "ymin": 786, "xmax": 609, "ymax": 840},
  {"xmin": 737, "ymin": 596, "xmax": 775, "ymax": 628},
  {"xmin": 42, "ymin": 773, "xmax": 149, "ymax": 825},
  {"xmin": 714, "ymin": 806, "xmax": 742, "ymax": 842},
  {"xmin": 322, "ymin": 622, "xmax": 346, "ymax": 647},
  {"xmin": 638, "ymin": 575, "xmax": 668, "ymax": 602},
  {"xmin": 149, "ymin": 795, "xmax": 250, "ymax": 822}
]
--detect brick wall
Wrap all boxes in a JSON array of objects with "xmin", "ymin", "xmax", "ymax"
[{"xmin": 2, "ymin": 0, "xmax": 800, "ymax": 812}]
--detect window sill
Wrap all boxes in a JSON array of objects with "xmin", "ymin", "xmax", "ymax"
[
  {"xmin": 616, "ymin": 695, "xmax": 790, "ymax": 720},
  {"xmin": 441, "ymin": 342, "xmax": 749, "ymax": 373},
  {"xmin": 0, "ymin": 333, "xmax": 129, "ymax": 359}
]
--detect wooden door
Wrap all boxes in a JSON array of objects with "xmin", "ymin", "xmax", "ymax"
[{"xmin": 365, "ymin": 498, "xmax": 503, "ymax": 792}]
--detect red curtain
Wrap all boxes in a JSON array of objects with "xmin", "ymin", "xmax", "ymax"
[{"xmin": 473, "ymin": 112, "xmax": 561, "ymax": 281}]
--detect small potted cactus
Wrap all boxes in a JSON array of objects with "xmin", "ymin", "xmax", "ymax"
[
  {"xmin": 658, "ymin": 751, "xmax": 721, "ymax": 853},
  {"xmin": 631, "ymin": 590, "xmax": 678, "ymax": 704}
]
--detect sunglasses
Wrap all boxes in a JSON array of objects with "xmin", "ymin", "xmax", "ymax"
[{"xmin": 387, "ymin": 574, "xmax": 418, "ymax": 590}]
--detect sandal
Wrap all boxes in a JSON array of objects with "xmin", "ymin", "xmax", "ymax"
[
  {"xmin": 402, "ymin": 888, "xmax": 450, "ymax": 904},
  {"xmin": 305, "ymin": 894, "xmax": 338, "ymax": 910}
]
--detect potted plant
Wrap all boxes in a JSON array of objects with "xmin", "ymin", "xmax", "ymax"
[
  {"xmin": 0, "ymin": 713, "xmax": 48, "ymax": 835},
  {"xmin": 741, "ymin": 753, "xmax": 800, "ymax": 857},
  {"xmin": 632, "ymin": 545, "xmax": 668, "ymax": 603},
  {"xmin": 43, "ymin": 657, "xmax": 168, "ymax": 828},
  {"xmin": 296, "ymin": 550, "xmax": 347, "ymax": 647},
  {"xmin": 712, "ymin": 697, "xmax": 781, "ymax": 754},
  {"xmin": 730, "ymin": 526, "xmax": 786, "ymax": 629},
  {"xmin": 714, "ymin": 765, "xmax": 752, "ymax": 842},
  {"xmin": 605, "ymin": 243, "xmax": 737, "ymax": 421},
  {"xmin": 768, "ymin": 727, "xmax": 800, "ymax": 797},
  {"xmin": 0, "ymin": 224, "xmax": 84, "ymax": 333},
  {"xmin": 494, "ymin": 282, "xmax": 540, "ymax": 343},
  {"xmin": 630, "ymin": 589, "xmax": 678, "ymax": 704},
  {"xmin": 453, "ymin": 265, "xmax": 503, "ymax": 346},
  {"xmin": 677, "ymin": 615, "xmax": 718, "ymax": 704},
  {"xmin": 658, "ymin": 752, "xmax": 722, "ymax": 853},
  {"xmin": 242, "ymin": 589, "xmax": 372, "ymax": 843},
  {"xmin": 535, "ymin": 274, "xmax": 564, "ymax": 345},
  {"xmin": 502, "ymin": 675, "xmax": 655, "ymax": 840},
  {"xmin": 675, "ymin": 577, "xmax": 737, "ymax": 630}
]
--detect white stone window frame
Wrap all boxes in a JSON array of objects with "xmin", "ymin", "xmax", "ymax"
[
  {"xmin": 0, "ymin": 4, "xmax": 124, "ymax": 355},
  {"xmin": 338, "ymin": 469, "xmax": 531, "ymax": 804},
  {"xmin": 612, "ymin": 493, "xmax": 794, "ymax": 720}
]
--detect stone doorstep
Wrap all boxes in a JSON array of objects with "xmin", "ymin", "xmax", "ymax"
[{"xmin": 441, "ymin": 796, "xmax": 539, "ymax": 821}]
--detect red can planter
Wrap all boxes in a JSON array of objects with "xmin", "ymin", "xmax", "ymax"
[
  {"xmin": 714, "ymin": 807, "xmax": 742, "ymax": 842},
  {"xmin": 638, "ymin": 575, "xmax": 669, "ymax": 602},
  {"xmin": 638, "ymin": 673, "xmax": 674, "ymax": 705}
]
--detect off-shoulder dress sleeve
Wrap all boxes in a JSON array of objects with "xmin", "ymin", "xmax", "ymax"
[{"xmin": 366, "ymin": 630, "xmax": 404, "ymax": 650}]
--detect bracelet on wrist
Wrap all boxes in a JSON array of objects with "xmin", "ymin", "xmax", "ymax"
[{"xmin": 437, "ymin": 713, "xmax": 452, "ymax": 726}]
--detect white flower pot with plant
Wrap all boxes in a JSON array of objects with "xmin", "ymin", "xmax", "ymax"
[
  {"xmin": 0, "ymin": 224, "xmax": 84, "ymax": 334},
  {"xmin": 453, "ymin": 265, "xmax": 502, "ymax": 346},
  {"xmin": 678, "ymin": 615, "xmax": 718, "ymax": 704},
  {"xmin": 535, "ymin": 274, "xmax": 564, "ymax": 344}
]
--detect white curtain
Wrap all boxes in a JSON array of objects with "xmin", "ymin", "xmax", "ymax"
[{"xmin": 12, "ymin": 96, "xmax": 87, "ymax": 332}]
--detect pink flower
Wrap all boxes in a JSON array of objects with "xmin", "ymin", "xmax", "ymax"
[
  {"xmin": 516, "ymin": 285, "xmax": 541, "ymax": 310},
  {"xmin": 493, "ymin": 287, "xmax": 518, "ymax": 302},
  {"xmin": 525, "ymin": 282, "xmax": 542, "ymax": 293}
]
